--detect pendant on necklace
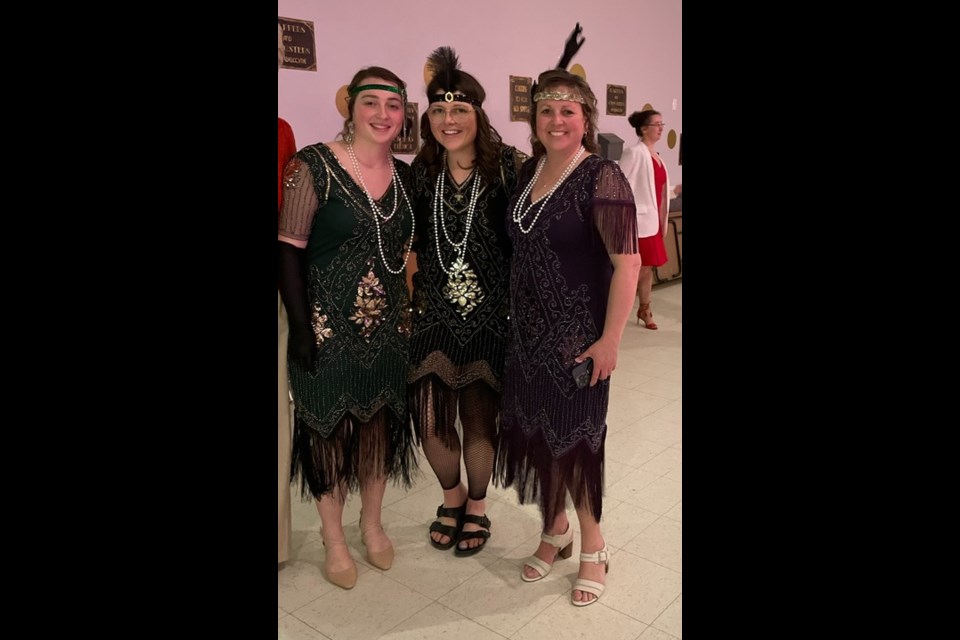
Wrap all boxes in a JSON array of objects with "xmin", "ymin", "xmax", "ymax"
[{"xmin": 442, "ymin": 257, "xmax": 484, "ymax": 318}]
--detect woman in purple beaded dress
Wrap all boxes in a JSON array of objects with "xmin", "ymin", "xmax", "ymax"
[{"xmin": 496, "ymin": 68, "xmax": 641, "ymax": 607}]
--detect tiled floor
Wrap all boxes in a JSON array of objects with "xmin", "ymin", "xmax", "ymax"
[{"xmin": 279, "ymin": 282, "xmax": 682, "ymax": 640}]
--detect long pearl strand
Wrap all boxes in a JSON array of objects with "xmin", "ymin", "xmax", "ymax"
[
  {"xmin": 433, "ymin": 152, "xmax": 481, "ymax": 277},
  {"xmin": 346, "ymin": 143, "xmax": 415, "ymax": 274},
  {"xmin": 512, "ymin": 145, "xmax": 585, "ymax": 234}
]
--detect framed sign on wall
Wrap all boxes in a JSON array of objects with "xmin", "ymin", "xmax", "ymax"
[{"xmin": 278, "ymin": 17, "xmax": 316, "ymax": 72}]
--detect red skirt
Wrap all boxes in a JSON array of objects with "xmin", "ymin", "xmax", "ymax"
[{"xmin": 638, "ymin": 219, "xmax": 668, "ymax": 267}]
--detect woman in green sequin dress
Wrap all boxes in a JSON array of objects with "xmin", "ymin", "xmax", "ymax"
[{"xmin": 278, "ymin": 67, "xmax": 417, "ymax": 590}]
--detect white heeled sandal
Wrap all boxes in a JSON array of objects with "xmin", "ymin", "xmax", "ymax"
[
  {"xmin": 571, "ymin": 545, "xmax": 609, "ymax": 606},
  {"xmin": 521, "ymin": 525, "xmax": 575, "ymax": 583}
]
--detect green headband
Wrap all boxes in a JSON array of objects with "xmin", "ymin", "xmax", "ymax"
[{"xmin": 349, "ymin": 83, "xmax": 407, "ymax": 99}]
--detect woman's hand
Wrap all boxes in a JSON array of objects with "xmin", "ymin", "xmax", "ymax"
[{"xmin": 576, "ymin": 337, "xmax": 618, "ymax": 387}]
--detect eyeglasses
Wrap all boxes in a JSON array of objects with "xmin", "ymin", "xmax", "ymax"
[
  {"xmin": 645, "ymin": 122, "xmax": 666, "ymax": 128},
  {"xmin": 427, "ymin": 105, "xmax": 475, "ymax": 124}
]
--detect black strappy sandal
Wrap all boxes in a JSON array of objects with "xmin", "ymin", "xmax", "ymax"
[
  {"xmin": 429, "ymin": 502, "xmax": 467, "ymax": 550},
  {"xmin": 454, "ymin": 514, "xmax": 491, "ymax": 557}
]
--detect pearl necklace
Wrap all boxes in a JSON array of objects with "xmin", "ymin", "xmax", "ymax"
[
  {"xmin": 512, "ymin": 145, "xmax": 585, "ymax": 234},
  {"xmin": 433, "ymin": 152, "xmax": 482, "ymax": 277},
  {"xmin": 346, "ymin": 143, "xmax": 416, "ymax": 274}
]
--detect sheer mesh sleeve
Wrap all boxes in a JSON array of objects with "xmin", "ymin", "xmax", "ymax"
[
  {"xmin": 279, "ymin": 155, "xmax": 327, "ymax": 242},
  {"xmin": 591, "ymin": 161, "xmax": 639, "ymax": 255}
]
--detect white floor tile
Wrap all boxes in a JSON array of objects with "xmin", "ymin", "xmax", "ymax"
[
  {"xmin": 605, "ymin": 388, "xmax": 675, "ymax": 433},
  {"xmin": 379, "ymin": 602, "xmax": 504, "ymax": 640},
  {"xmin": 615, "ymin": 356, "xmax": 681, "ymax": 380},
  {"xmin": 648, "ymin": 400, "xmax": 682, "ymax": 425},
  {"xmin": 639, "ymin": 446, "xmax": 682, "ymax": 478},
  {"xmin": 663, "ymin": 501, "xmax": 682, "ymax": 522},
  {"xmin": 618, "ymin": 476, "xmax": 682, "ymax": 515},
  {"xmin": 638, "ymin": 626, "xmax": 679, "ymax": 640},
  {"xmin": 512, "ymin": 595, "xmax": 648, "ymax": 640},
  {"xmin": 622, "ymin": 516, "xmax": 682, "ymax": 572},
  {"xmin": 291, "ymin": 571, "xmax": 431, "ymax": 640},
  {"xmin": 605, "ymin": 459, "xmax": 638, "ymax": 489},
  {"xmin": 278, "ymin": 615, "xmax": 334, "ymax": 640},
  {"xmin": 609, "ymin": 367, "xmax": 657, "ymax": 390},
  {"xmin": 631, "ymin": 415, "xmax": 683, "ymax": 448},
  {"xmin": 599, "ymin": 502, "xmax": 661, "ymax": 550},
  {"xmin": 604, "ymin": 430, "xmax": 670, "ymax": 468},
  {"xmin": 597, "ymin": 551, "xmax": 682, "ymax": 625},
  {"xmin": 634, "ymin": 376, "xmax": 682, "ymax": 400},
  {"xmin": 651, "ymin": 593, "xmax": 682, "ymax": 638},
  {"xmin": 437, "ymin": 559, "xmax": 569, "ymax": 637},
  {"xmin": 606, "ymin": 468, "xmax": 661, "ymax": 504}
]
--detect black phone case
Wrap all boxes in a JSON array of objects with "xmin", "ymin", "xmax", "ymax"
[{"xmin": 572, "ymin": 358, "xmax": 593, "ymax": 389}]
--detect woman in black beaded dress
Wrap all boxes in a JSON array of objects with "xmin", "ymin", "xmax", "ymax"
[
  {"xmin": 407, "ymin": 47, "xmax": 527, "ymax": 557},
  {"xmin": 497, "ymin": 66, "xmax": 641, "ymax": 607}
]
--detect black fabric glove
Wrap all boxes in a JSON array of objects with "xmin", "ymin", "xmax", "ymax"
[{"xmin": 278, "ymin": 241, "xmax": 316, "ymax": 370}]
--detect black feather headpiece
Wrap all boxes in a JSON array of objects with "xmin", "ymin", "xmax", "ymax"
[
  {"xmin": 530, "ymin": 23, "xmax": 586, "ymax": 102},
  {"xmin": 426, "ymin": 46, "xmax": 482, "ymax": 107}
]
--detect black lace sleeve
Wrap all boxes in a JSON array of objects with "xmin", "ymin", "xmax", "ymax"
[
  {"xmin": 500, "ymin": 145, "xmax": 531, "ymax": 197},
  {"xmin": 408, "ymin": 157, "xmax": 430, "ymax": 253}
]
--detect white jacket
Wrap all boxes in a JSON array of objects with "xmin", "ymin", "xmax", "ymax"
[{"xmin": 618, "ymin": 141, "xmax": 670, "ymax": 238}]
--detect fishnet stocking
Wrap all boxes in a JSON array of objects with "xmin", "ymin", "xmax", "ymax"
[{"xmin": 412, "ymin": 375, "xmax": 498, "ymax": 500}]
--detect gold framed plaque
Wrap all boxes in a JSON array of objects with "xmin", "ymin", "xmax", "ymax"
[
  {"xmin": 510, "ymin": 76, "xmax": 532, "ymax": 122},
  {"xmin": 278, "ymin": 17, "xmax": 316, "ymax": 72},
  {"xmin": 606, "ymin": 84, "xmax": 627, "ymax": 116},
  {"xmin": 392, "ymin": 102, "xmax": 420, "ymax": 155}
]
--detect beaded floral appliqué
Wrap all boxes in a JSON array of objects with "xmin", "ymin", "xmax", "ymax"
[
  {"xmin": 348, "ymin": 261, "xmax": 388, "ymax": 341},
  {"xmin": 311, "ymin": 303, "xmax": 334, "ymax": 347},
  {"xmin": 442, "ymin": 257, "xmax": 484, "ymax": 318},
  {"xmin": 283, "ymin": 157, "xmax": 303, "ymax": 190},
  {"xmin": 397, "ymin": 303, "xmax": 413, "ymax": 338},
  {"xmin": 557, "ymin": 332, "xmax": 588, "ymax": 368}
]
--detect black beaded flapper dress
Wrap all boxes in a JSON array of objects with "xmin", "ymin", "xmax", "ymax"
[
  {"xmin": 407, "ymin": 146, "xmax": 526, "ymax": 440},
  {"xmin": 495, "ymin": 154, "xmax": 638, "ymax": 523}
]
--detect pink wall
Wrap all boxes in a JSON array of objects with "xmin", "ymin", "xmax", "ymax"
[{"xmin": 278, "ymin": 0, "xmax": 682, "ymax": 183}]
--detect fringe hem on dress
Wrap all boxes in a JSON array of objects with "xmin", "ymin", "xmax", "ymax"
[
  {"xmin": 409, "ymin": 373, "xmax": 501, "ymax": 450},
  {"xmin": 290, "ymin": 406, "xmax": 417, "ymax": 501},
  {"xmin": 494, "ymin": 423, "xmax": 604, "ymax": 525}
]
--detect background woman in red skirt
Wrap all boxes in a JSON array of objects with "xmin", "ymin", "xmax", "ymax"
[{"xmin": 618, "ymin": 109, "xmax": 671, "ymax": 329}]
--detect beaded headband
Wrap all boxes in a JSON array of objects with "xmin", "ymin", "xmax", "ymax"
[
  {"xmin": 349, "ymin": 83, "xmax": 407, "ymax": 100},
  {"xmin": 428, "ymin": 91, "xmax": 482, "ymax": 108},
  {"xmin": 529, "ymin": 24, "xmax": 586, "ymax": 108},
  {"xmin": 532, "ymin": 90, "xmax": 586, "ymax": 104}
]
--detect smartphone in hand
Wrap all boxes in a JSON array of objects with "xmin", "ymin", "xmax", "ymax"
[{"xmin": 572, "ymin": 358, "xmax": 593, "ymax": 389}]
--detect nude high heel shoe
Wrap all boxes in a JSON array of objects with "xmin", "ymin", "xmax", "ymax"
[
  {"xmin": 359, "ymin": 511, "xmax": 394, "ymax": 570},
  {"xmin": 521, "ymin": 524, "xmax": 575, "ymax": 583},
  {"xmin": 321, "ymin": 537, "xmax": 358, "ymax": 590}
]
